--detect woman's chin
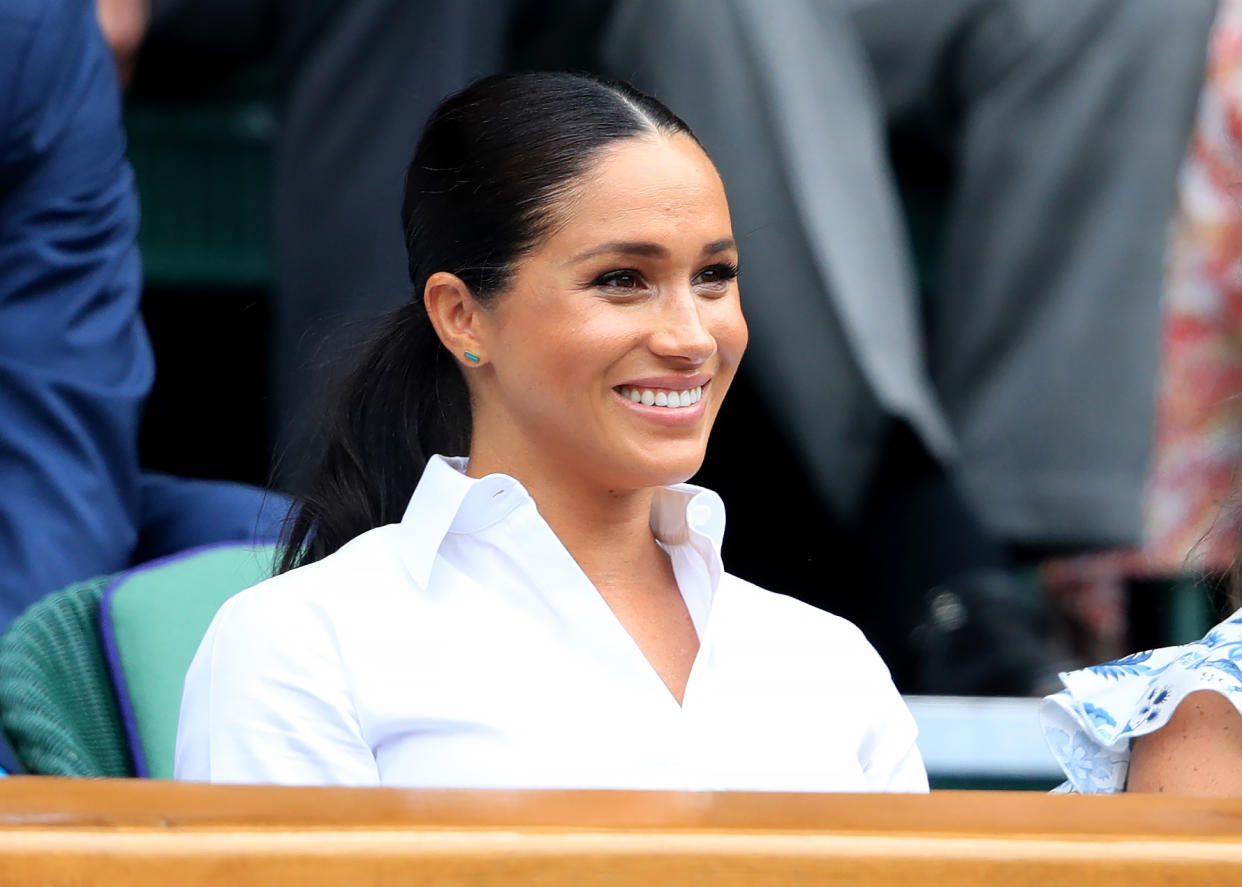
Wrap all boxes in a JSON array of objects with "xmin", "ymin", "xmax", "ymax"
[{"xmin": 612, "ymin": 445, "xmax": 708, "ymax": 491}]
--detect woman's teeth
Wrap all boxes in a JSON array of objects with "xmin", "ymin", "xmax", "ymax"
[{"xmin": 618, "ymin": 385, "xmax": 704, "ymax": 408}]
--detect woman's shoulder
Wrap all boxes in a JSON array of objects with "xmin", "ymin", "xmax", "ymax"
[
  {"xmin": 220, "ymin": 524, "xmax": 413, "ymax": 625},
  {"xmin": 714, "ymin": 573, "xmax": 918, "ymax": 781},
  {"xmin": 1041, "ymin": 607, "xmax": 1242, "ymax": 792},
  {"xmin": 716, "ymin": 572, "xmax": 882, "ymax": 659}
]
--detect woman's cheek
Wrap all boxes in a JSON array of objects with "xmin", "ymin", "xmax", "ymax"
[{"xmin": 714, "ymin": 302, "xmax": 749, "ymax": 365}]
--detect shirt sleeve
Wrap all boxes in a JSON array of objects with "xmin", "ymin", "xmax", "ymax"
[
  {"xmin": 855, "ymin": 645, "xmax": 930, "ymax": 792},
  {"xmin": 175, "ymin": 587, "xmax": 381, "ymax": 786},
  {"xmin": 1040, "ymin": 607, "xmax": 1242, "ymax": 794},
  {"xmin": 864, "ymin": 720, "xmax": 929, "ymax": 793}
]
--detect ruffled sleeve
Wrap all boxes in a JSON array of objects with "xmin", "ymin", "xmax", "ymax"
[{"xmin": 1040, "ymin": 607, "xmax": 1242, "ymax": 793}]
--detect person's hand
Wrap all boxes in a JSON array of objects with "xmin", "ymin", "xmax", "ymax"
[{"xmin": 95, "ymin": 0, "xmax": 149, "ymax": 89}]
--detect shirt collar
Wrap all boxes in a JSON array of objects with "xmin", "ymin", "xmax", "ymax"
[
  {"xmin": 649, "ymin": 483, "xmax": 726, "ymax": 594},
  {"xmin": 397, "ymin": 455, "xmax": 726, "ymax": 589}
]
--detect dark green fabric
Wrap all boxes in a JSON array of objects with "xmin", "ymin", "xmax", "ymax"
[{"xmin": 0, "ymin": 575, "xmax": 133, "ymax": 777}]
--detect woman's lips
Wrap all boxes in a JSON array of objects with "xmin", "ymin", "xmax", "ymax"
[
  {"xmin": 615, "ymin": 383, "xmax": 703, "ymax": 409},
  {"xmin": 612, "ymin": 379, "xmax": 710, "ymax": 424}
]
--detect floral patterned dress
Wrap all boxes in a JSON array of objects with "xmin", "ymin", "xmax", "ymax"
[
  {"xmin": 1041, "ymin": 607, "xmax": 1242, "ymax": 792},
  {"xmin": 1135, "ymin": 0, "xmax": 1242, "ymax": 577}
]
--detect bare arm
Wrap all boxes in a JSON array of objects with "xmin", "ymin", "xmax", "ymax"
[
  {"xmin": 95, "ymin": 0, "xmax": 149, "ymax": 87},
  {"xmin": 1127, "ymin": 690, "xmax": 1242, "ymax": 795}
]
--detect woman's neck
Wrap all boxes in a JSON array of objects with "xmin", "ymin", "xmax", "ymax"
[
  {"xmin": 464, "ymin": 447, "xmax": 667, "ymax": 595},
  {"xmin": 463, "ymin": 441, "xmax": 698, "ymax": 705}
]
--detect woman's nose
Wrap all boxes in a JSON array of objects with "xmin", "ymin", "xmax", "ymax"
[{"xmin": 649, "ymin": 288, "xmax": 716, "ymax": 363}]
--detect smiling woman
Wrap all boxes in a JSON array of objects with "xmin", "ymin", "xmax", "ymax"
[{"xmin": 174, "ymin": 72, "xmax": 927, "ymax": 792}]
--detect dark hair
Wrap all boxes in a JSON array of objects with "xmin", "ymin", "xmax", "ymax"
[{"xmin": 279, "ymin": 72, "xmax": 698, "ymax": 573}]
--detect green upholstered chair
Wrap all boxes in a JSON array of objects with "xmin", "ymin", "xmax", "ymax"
[
  {"xmin": 0, "ymin": 575, "xmax": 133, "ymax": 777},
  {"xmin": 0, "ymin": 543, "xmax": 276, "ymax": 778},
  {"xmin": 102, "ymin": 543, "xmax": 277, "ymax": 778}
]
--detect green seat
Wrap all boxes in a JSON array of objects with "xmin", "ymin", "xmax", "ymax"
[
  {"xmin": 0, "ymin": 576, "xmax": 133, "ymax": 777},
  {"xmin": 103, "ymin": 543, "xmax": 277, "ymax": 778}
]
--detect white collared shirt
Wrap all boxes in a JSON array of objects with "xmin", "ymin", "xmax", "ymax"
[{"xmin": 175, "ymin": 456, "xmax": 927, "ymax": 792}]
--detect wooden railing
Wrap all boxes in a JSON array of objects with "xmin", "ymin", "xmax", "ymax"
[{"xmin": 1, "ymin": 778, "xmax": 1240, "ymax": 885}]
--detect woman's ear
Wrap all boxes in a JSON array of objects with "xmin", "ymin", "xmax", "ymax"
[{"xmin": 424, "ymin": 272, "xmax": 488, "ymax": 367}]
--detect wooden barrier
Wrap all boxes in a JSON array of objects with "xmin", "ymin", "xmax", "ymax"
[{"xmin": 0, "ymin": 778, "xmax": 1241, "ymax": 885}]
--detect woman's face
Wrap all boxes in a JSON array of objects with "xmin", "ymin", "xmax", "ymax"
[{"xmin": 470, "ymin": 133, "xmax": 747, "ymax": 492}]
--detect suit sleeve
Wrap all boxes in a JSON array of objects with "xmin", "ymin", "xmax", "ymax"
[{"xmin": 0, "ymin": 0, "xmax": 152, "ymax": 625}]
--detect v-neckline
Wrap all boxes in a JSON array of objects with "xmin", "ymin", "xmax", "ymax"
[{"xmin": 529, "ymin": 510, "xmax": 713, "ymax": 711}]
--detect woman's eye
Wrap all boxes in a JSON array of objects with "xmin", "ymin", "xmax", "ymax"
[
  {"xmin": 694, "ymin": 262, "xmax": 740, "ymax": 288},
  {"xmin": 593, "ymin": 270, "xmax": 643, "ymax": 290}
]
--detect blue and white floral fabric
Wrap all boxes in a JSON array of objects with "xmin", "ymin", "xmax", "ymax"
[{"xmin": 1040, "ymin": 607, "xmax": 1242, "ymax": 792}]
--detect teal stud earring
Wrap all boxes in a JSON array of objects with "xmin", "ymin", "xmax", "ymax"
[{"xmin": 464, "ymin": 351, "xmax": 481, "ymax": 363}]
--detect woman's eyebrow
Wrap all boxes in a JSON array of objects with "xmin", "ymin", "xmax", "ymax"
[
  {"xmin": 571, "ymin": 241, "xmax": 668, "ymax": 262},
  {"xmin": 571, "ymin": 236, "xmax": 737, "ymax": 263}
]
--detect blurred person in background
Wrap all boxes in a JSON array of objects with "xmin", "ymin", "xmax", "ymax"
[
  {"xmin": 0, "ymin": 0, "xmax": 283, "ymax": 631},
  {"xmin": 1043, "ymin": 0, "xmax": 1242, "ymax": 665},
  {"xmin": 107, "ymin": 0, "xmax": 524, "ymax": 484}
]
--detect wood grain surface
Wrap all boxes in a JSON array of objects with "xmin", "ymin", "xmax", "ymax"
[{"xmin": 1, "ymin": 778, "xmax": 1240, "ymax": 885}]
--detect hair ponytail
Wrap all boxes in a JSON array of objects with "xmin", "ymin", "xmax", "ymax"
[
  {"xmin": 278, "ymin": 302, "xmax": 469, "ymax": 572},
  {"xmin": 279, "ymin": 71, "xmax": 696, "ymax": 572}
]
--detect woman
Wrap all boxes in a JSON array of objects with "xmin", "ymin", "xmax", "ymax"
[{"xmin": 175, "ymin": 72, "xmax": 926, "ymax": 791}]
